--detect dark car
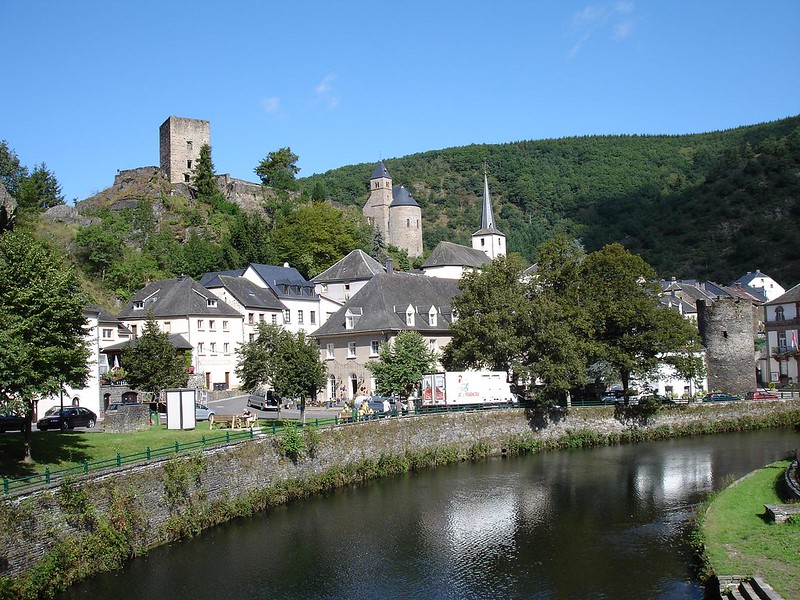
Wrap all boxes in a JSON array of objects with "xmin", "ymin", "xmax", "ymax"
[
  {"xmin": 746, "ymin": 389, "xmax": 780, "ymax": 400},
  {"xmin": 36, "ymin": 406, "xmax": 97, "ymax": 430},
  {"xmin": 702, "ymin": 392, "xmax": 740, "ymax": 403},
  {"xmin": 0, "ymin": 413, "xmax": 26, "ymax": 433}
]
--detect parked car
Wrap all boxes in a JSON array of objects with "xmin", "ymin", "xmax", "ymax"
[
  {"xmin": 36, "ymin": 406, "xmax": 97, "ymax": 430},
  {"xmin": 0, "ymin": 413, "xmax": 26, "ymax": 433},
  {"xmin": 247, "ymin": 391, "xmax": 280, "ymax": 411},
  {"xmin": 195, "ymin": 403, "xmax": 216, "ymax": 421},
  {"xmin": 702, "ymin": 392, "xmax": 740, "ymax": 402},
  {"xmin": 746, "ymin": 389, "xmax": 780, "ymax": 400}
]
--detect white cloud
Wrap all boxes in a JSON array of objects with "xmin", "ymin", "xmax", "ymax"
[
  {"xmin": 260, "ymin": 97, "xmax": 280, "ymax": 115},
  {"xmin": 568, "ymin": 2, "xmax": 636, "ymax": 57},
  {"xmin": 313, "ymin": 73, "xmax": 341, "ymax": 109}
]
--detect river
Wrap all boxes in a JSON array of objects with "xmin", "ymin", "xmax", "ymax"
[{"xmin": 61, "ymin": 428, "xmax": 798, "ymax": 599}]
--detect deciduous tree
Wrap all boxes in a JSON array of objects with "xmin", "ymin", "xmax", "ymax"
[
  {"xmin": 121, "ymin": 314, "xmax": 188, "ymax": 400},
  {"xmin": 255, "ymin": 147, "xmax": 300, "ymax": 190},
  {"xmin": 367, "ymin": 331, "xmax": 437, "ymax": 398},
  {"xmin": 0, "ymin": 232, "xmax": 90, "ymax": 461}
]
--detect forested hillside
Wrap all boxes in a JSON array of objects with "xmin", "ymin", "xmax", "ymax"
[{"xmin": 301, "ymin": 116, "xmax": 800, "ymax": 285}]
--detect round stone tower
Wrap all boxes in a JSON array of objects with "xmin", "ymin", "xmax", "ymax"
[{"xmin": 697, "ymin": 297, "xmax": 757, "ymax": 396}]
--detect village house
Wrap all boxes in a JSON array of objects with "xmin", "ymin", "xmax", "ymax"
[{"xmin": 763, "ymin": 282, "xmax": 800, "ymax": 387}]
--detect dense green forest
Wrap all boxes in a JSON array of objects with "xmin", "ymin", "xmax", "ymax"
[{"xmin": 301, "ymin": 115, "xmax": 800, "ymax": 285}]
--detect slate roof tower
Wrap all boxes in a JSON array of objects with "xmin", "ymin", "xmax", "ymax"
[{"xmin": 471, "ymin": 172, "xmax": 506, "ymax": 259}]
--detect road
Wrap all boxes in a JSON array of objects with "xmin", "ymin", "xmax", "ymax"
[{"xmin": 205, "ymin": 394, "xmax": 342, "ymax": 422}]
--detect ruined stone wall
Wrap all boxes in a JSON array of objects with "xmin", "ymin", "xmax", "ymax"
[{"xmin": 698, "ymin": 297, "xmax": 758, "ymax": 396}]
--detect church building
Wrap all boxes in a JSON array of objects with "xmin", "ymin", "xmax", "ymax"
[{"xmin": 362, "ymin": 161, "xmax": 423, "ymax": 258}]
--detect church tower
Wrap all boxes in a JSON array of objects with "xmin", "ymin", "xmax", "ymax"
[
  {"xmin": 472, "ymin": 172, "xmax": 506, "ymax": 259},
  {"xmin": 363, "ymin": 161, "xmax": 423, "ymax": 259}
]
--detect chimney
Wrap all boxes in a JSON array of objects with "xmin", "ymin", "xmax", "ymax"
[{"xmin": 386, "ymin": 259, "xmax": 393, "ymax": 275}]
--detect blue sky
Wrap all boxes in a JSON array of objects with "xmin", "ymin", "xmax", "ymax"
[{"xmin": 2, "ymin": 0, "xmax": 798, "ymax": 203}]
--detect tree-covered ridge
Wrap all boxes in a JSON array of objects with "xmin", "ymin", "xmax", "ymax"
[{"xmin": 301, "ymin": 116, "xmax": 800, "ymax": 284}]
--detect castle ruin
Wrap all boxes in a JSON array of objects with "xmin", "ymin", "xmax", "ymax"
[{"xmin": 159, "ymin": 116, "xmax": 210, "ymax": 185}]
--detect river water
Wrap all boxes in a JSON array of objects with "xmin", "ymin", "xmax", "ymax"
[{"xmin": 61, "ymin": 429, "xmax": 798, "ymax": 599}]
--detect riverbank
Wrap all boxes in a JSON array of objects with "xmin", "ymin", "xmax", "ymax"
[
  {"xmin": 1, "ymin": 400, "xmax": 799, "ymax": 599},
  {"xmin": 697, "ymin": 460, "xmax": 799, "ymax": 599}
]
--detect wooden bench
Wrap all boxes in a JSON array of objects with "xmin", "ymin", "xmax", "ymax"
[
  {"xmin": 209, "ymin": 414, "xmax": 236, "ymax": 429},
  {"xmin": 764, "ymin": 503, "xmax": 800, "ymax": 524}
]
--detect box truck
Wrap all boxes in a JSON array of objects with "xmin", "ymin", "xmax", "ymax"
[{"xmin": 420, "ymin": 371, "xmax": 517, "ymax": 407}]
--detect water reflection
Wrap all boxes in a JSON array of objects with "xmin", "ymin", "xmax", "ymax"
[{"xmin": 60, "ymin": 429, "xmax": 798, "ymax": 600}]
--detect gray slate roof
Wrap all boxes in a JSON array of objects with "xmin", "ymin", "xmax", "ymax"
[
  {"xmin": 199, "ymin": 269, "xmax": 246, "ymax": 288},
  {"xmin": 207, "ymin": 275, "xmax": 286, "ymax": 311},
  {"xmin": 312, "ymin": 249, "xmax": 385, "ymax": 284},
  {"xmin": 247, "ymin": 264, "xmax": 318, "ymax": 300},
  {"xmin": 370, "ymin": 160, "xmax": 391, "ymax": 180},
  {"xmin": 766, "ymin": 282, "xmax": 800, "ymax": 306},
  {"xmin": 312, "ymin": 272, "xmax": 461, "ymax": 337},
  {"xmin": 421, "ymin": 241, "xmax": 492, "ymax": 269},
  {"xmin": 391, "ymin": 185, "xmax": 419, "ymax": 207},
  {"xmin": 118, "ymin": 276, "xmax": 241, "ymax": 318},
  {"xmin": 473, "ymin": 173, "xmax": 504, "ymax": 236}
]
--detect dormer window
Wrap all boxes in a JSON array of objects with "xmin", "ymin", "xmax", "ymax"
[
  {"xmin": 207, "ymin": 299, "xmax": 217, "ymax": 308},
  {"xmin": 429, "ymin": 306, "xmax": 437, "ymax": 327},
  {"xmin": 133, "ymin": 301, "xmax": 144, "ymax": 310},
  {"xmin": 345, "ymin": 307, "xmax": 362, "ymax": 330},
  {"xmin": 405, "ymin": 304, "xmax": 415, "ymax": 327}
]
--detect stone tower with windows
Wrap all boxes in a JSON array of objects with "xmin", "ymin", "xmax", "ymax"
[
  {"xmin": 362, "ymin": 161, "xmax": 423, "ymax": 258},
  {"xmin": 159, "ymin": 116, "xmax": 210, "ymax": 185},
  {"xmin": 472, "ymin": 172, "xmax": 506, "ymax": 259}
]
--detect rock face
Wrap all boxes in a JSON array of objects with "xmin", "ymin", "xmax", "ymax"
[{"xmin": 0, "ymin": 180, "xmax": 16, "ymax": 231}]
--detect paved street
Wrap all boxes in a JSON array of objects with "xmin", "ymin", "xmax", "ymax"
[{"xmin": 206, "ymin": 394, "xmax": 342, "ymax": 422}]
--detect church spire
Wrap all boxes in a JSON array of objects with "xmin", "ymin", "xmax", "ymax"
[
  {"xmin": 480, "ymin": 171, "xmax": 497, "ymax": 231},
  {"xmin": 471, "ymin": 170, "xmax": 506, "ymax": 259}
]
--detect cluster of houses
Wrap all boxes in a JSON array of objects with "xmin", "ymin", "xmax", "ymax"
[{"xmin": 32, "ymin": 117, "xmax": 800, "ymax": 420}]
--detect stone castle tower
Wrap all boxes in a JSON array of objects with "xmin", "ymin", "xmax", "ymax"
[
  {"xmin": 697, "ymin": 297, "xmax": 758, "ymax": 396},
  {"xmin": 471, "ymin": 172, "xmax": 506, "ymax": 259},
  {"xmin": 159, "ymin": 116, "xmax": 210, "ymax": 185},
  {"xmin": 362, "ymin": 161, "xmax": 423, "ymax": 258}
]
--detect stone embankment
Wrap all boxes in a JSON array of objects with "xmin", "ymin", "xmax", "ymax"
[{"xmin": 1, "ymin": 400, "xmax": 798, "ymax": 597}]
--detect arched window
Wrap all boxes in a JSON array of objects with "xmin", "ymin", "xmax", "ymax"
[
  {"xmin": 775, "ymin": 306, "xmax": 785, "ymax": 321},
  {"xmin": 349, "ymin": 373, "xmax": 358, "ymax": 398}
]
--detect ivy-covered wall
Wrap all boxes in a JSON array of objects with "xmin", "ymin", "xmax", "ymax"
[{"xmin": 1, "ymin": 400, "xmax": 798, "ymax": 598}]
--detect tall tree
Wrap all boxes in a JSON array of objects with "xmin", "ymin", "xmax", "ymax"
[
  {"xmin": 367, "ymin": 331, "xmax": 438, "ymax": 398},
  {"xmin": 17, "ymin": 163, "xmax": 64, "ymax": 211},
  {"xmin": 121, "ymin": 314, "xmax": 188, "ymax": 400},
  {"xmin": 0, "ymin": 140, "xmax": 28, "ymax": 198},
  {"xmin": 255, "ymin": 147, "xmax": 300, "ymax": 190},
  {"xmin": 442, "ymin": 255, "xmax": 532, "ymax": 380},
  {"xmin": 577, "ymin": 243, "xmax": 704, "ymax": 397},
  {"xmin": 235, "ymin": 323, "xmax": 285, "ymax": 392},
  {"xmin": 192, "ymin": 143, "xmax": 220, "ymax": 201},
  {"xmin": 0, "ymin": 232, "xmax": 90, "ymax": 462}
]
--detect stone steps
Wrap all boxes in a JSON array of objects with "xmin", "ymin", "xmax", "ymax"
[{"xmin": 721, "ymin": 576, "xmax": 785, "ymax": 600}]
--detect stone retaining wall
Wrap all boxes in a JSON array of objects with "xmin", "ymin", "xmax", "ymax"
[{"xmin": 1, "ymin": 400, "xmax": 798, "ymax": 591}]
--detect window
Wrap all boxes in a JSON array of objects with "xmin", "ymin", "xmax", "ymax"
[
  {"xmin": 248, "ymin": 313, "xmax": 254, "ymax": 324},
  {"xmin": 249, "ymin": 333, "xmax": 255, "ymax": 342},
  {"xmin": 310, "ymin": 311, "xmax": 316, "ymax": 325},
  {"xmin": 207, "ymin": 299, "xmax": 217, "ymax": 308},
  {"xmin": 197, "ymin": 342, "xmax": 204, "ymax": 354},
  {"xmin": 778, "ymin": 331, "xmax": 787, "ymax": 351},
  {"xmin": 184, "ymin": 174, "xmax": 190, "ymax": 183},
  {"xmin": 284, "ymin": 309, "xmax": 291, "ymax": 323},
  {"xmin": 348, "ymin": 342, "xmax": 356, "ymax": 358},
  {"xmin": 102, "ymin": 328, "xmax": 113, "ymax": 339},
  {"xmin": 222, "ymin": 320, "xmax": 229, "ymax": 332},
  {"xmin": 370, "ymin": 340, "xmax": 380, "ymax": 356},
  {"xmin": 223, "ymin": 343, "xmax": 229, "ymax": 353},
  {"xmin": 346, "ymin": 315, "xmax": 355, "ymax": 329},
  {"xmin": 429, "ymin": 339, "xmax": 438, "ymax": 352},
  {"xmin": 259, "ymin": 313, "xmax": 265, "ymax": 322},
  {"xmin": 405, "ymin": 305, "xmax": 415, "ymax": 327},
  {"xmin": 407, "ymin": 218, "xmax": 410, "ymax": 227},
  {"xmin": 344, "ymin": 283, "xmax": 350, "ymax": 291},
  {"xmin": 210, "ymin": 342, "xmax": 216, "ymax": 354},
  {"xmin": 133, "ymin": 301, "xmax": 144, "ymax": 310},
  {"xmin": 187, "ymin": 141, "xmax": 193, "ymax": 152},
  {"xmin": 163, "ymin": 321, "xmax": 171, "ymax": 333},
  {"xmin": 209, "ymin": 319, "xmax": 216, "ymax": 331},
  {"xmin": 197, "ymin": 319, "xmax": 204, "ymax": 330},
  {"xmin": 131, "ymin": 324, "xmax": 137, "ymax": 337},
  {"xmin": 429, "ymin": 308, "xmax": 437, "ymax": 327},
  {"xmin": 776, "ymin": 306, "xmax": 785, "ymax": 322},
  {"xmin": 187, "ymin": 160, "xmax": 192, "ymax": 169},
  {"xmin": 272, "ymin": 314, "xmax": 277, "ymax": 325},
  {"xmin": 298, "ymin": 311, "xmax": 304, "ymax": 325},
  {"xmin": 326, "ymin": 343, "xmax": 334, "ymax": 359}
]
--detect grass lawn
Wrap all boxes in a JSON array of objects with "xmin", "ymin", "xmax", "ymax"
[
  {"xmin": 702, "ymin": 460, "xmax": 800, "ymax": 598},
  {"xmin": 0, "ymin": 421, "xmax": 285, "ymax": 480}
]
